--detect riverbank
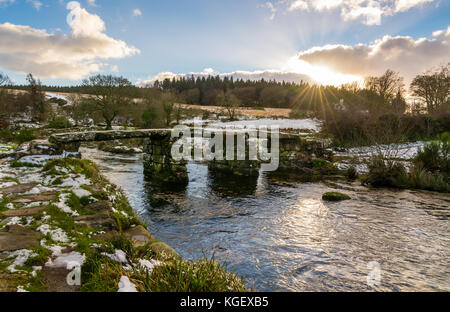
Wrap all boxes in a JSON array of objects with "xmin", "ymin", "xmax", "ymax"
[{"xmin": 0, "ymin": 155, "xmax": 246, "ymax": 292}]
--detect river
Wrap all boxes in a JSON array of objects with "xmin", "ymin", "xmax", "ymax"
[{"xmin": 81, "ymin": 147, "xmax": 450, "ymax": 292}]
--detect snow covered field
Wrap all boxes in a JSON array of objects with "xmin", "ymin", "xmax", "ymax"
[{"xmin": 182, "ymin": 117, "xmax": 322, "ymax": 132}]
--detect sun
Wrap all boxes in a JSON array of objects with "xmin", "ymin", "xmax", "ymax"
[{"xmin": 284, "ymin": 57, "xmax": 363, "ymax": 86}]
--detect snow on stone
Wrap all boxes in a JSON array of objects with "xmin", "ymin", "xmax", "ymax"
[
  {"xmin": 46, "ymin": 251, "xmax": 86, "ymax": 270},
  {"xmin": 101, "ymin": 249, "xmax": 128, "ymax": 263},
  {"xmin": 73, "ymin": 187, "xmax": 91, "ymax": 198},
  {"xmin": 6, "ymin": 249, "xmax": 37, "ymax": 273},
  {"xmin": 4, "ymin": 217, "xmax": 23, "ymax": 226},
  {"xmin": 117, "ymin": 276, "xmax": 138, "ymax": 292},
  {"xmin": 37, "ymin": 224, "xmax": 69, "ymax": 243},
  {"xmin": 18, "ymin": 152, "xmax": 80, "ymax": 166},
  {"xmin": 23, "ymin": 201, "xmax": 50, "ymax": 208},
  {"xmin": 24, "ymin": 185, "xmax": 55, "ymax": 195},
  {"xmin": 17, "ymin": 171, "xmax": 47, "ymax": 185},
  {"xmin": 138, "ymin": 259, "xmax": 164, "ymax": 274},
  {"xmin": 0, "ymin": 181, "xmax": 16, "ymax": 188},
  {"xmin": 18, "ymin": 155, "xmax": 61, "ymax": 166},
  {"xmin": 59, "ymin": 174, "xmax": 92, "ymax": 188}
]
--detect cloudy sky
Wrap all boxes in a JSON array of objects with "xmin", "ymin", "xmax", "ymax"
[{"xmin": 0, "ymin": 0, "xmax": 448, "ymax": 86}]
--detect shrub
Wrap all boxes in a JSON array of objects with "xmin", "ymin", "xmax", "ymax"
[
  {"xmin": 403, "ymin": 164, "xmax": 449, "ymax": 192},
  {"xmin": 48, "ymin": 116, "xmax": 73, "ymax": 129},
  {"xmin": 414, "ymin": 132, "xmax": 449, "ymax": 174},
  {"xmin": 364, "ymin": 156, "xmax": 407, "ymax": 188},
  {"xmin": 0, "ymin": 129, "xmax": 14, "ymax": 142},
  {"xmin": 364, "ymin": 155, "xmax": 449, "ymax": 193},
  {"xmin": 15, "ymin": 129, "xmax": 36, "ymax": 144}
]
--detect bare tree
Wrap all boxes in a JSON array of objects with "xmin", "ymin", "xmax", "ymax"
[
  {"xmin": 410, "ymin": 64, "xmax": 449, "ymax": 114},
  {"xmin": 0, "ymin": 73, "xmax": 10, "ymax": 102},
  {"xmin": 26, "ymin": 73, "xmax": 48, "ymax": 121},
  {"xmin": 365, "ymin": 70, "xmax": 405, "ymax": 106},
  {"xmin": 82, "ymin": 75, "xmax": 133, "ymax": 130},
  {"xmin": 217, "ymin": 90, "xmax": 241, "ymax": 120}
]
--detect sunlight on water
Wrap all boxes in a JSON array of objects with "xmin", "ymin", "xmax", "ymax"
[{"xmin": 81, "ymin": 147, "xmax": 450, "ymax": 292}]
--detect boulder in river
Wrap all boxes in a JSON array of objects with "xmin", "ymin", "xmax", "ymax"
[{"xmin": 322, "ymin": 192, "xmax": 351, "ymax": 202}]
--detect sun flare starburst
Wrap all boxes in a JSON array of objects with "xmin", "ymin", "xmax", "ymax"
[{"xmin": 284, "ymin": 57, "xmax": 363, "ymax": 86}]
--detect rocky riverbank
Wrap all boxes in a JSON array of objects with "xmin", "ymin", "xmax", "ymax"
[{"xmin": 0, "ymin": 151, "xmax": 245, "ymax": 292}]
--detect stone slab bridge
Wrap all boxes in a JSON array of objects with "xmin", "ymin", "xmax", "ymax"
[{"xmin": 49, "ymin": 129, "xmax": 331, "ymax": 187}]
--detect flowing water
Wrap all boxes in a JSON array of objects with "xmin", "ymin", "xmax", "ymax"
[{"xmin": 81, "ymin": 147, "xmax": 450, "ymax": 292}]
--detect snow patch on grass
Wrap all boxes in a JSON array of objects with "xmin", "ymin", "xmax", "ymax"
[
  {"xmin": 101, "ymin": 249, "xmax": 127, "ymax": 263},
  {"xmin": 55, "ymin": 192, "xmax": 79, "ymax": 216},
  {"xmin": 117, "ymin": 276, "xmax": 138, "ymax": 292},
  {"xmin": 6, "ymin": 249, "xmax": 37, "ymax": 273},
  {"xmin": 37, "ymin": 224, "xmax": 69, "ymax": 243},
  {"xmin": 138, "ymin": 259, "xmax": 164, "ymax": 274}
]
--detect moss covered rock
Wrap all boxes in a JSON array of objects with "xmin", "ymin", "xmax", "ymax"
[{"xmin": 322, "ymin": 192, "xmax": 350, "ymax": 202}]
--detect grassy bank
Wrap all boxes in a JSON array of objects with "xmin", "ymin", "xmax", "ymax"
[{"xmin": 0, "ymin": 157, "xmax": 246, "ymax": 292}]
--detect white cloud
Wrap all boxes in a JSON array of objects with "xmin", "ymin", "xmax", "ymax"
[
  {"xmin": 27, "ymin": 0, "xmax": 42, "ymax": 10},
  {"xmin": 296, "ymin": 26, "xmax": 450, "ymax": 83},
  {"xmin": 288, "ymin": 1, "xmax": 308, "ymax": 11},
  {"xmin": 0, "ymin": 1, "xmax": 139, "ymax": 79},
  {"xmin": 87, "ymin": 0, "xmax": 96, "ymax": 7},
  {"xmin": 279, "ymin": 0, "xmax": 435, "ymax": 25},
  {"xmin": 133, "ymin": 8, "xmax": 142, "ymax": 17}
]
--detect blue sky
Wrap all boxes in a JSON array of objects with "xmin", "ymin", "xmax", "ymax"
[{"xmin": 0, "ymin": 0, "xmax": 449, "ymax": 86}]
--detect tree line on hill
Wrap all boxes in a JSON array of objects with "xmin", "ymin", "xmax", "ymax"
[{"xmin": 1, "ymin": 63, "xmax": 448, "ymax": 141}]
